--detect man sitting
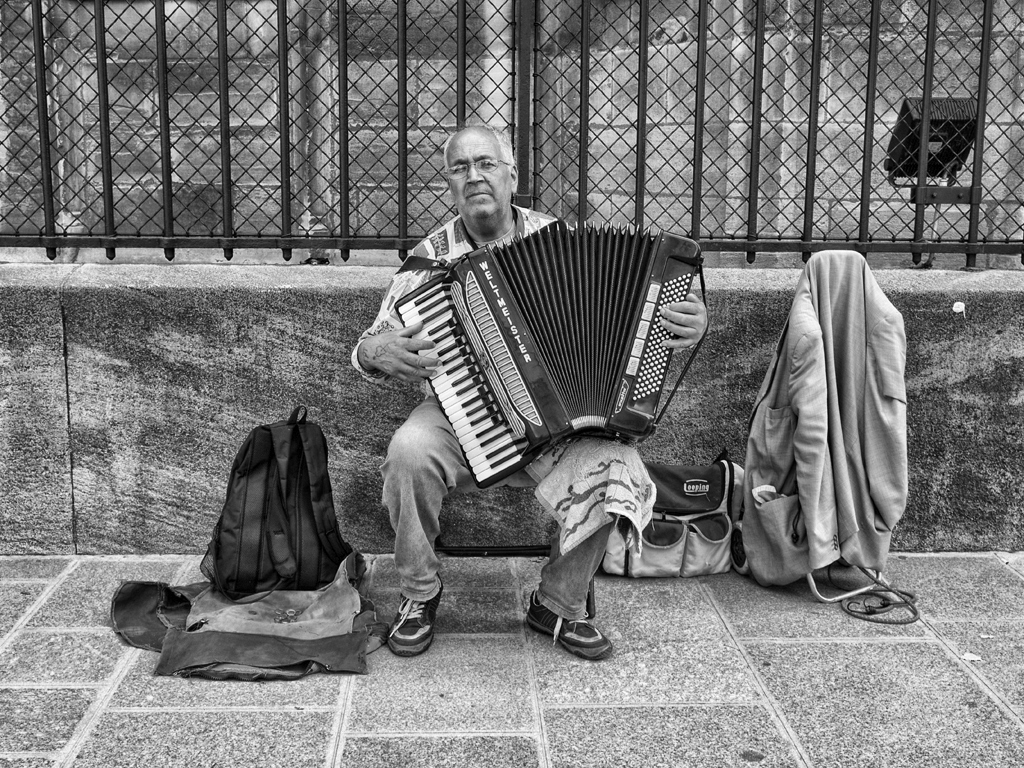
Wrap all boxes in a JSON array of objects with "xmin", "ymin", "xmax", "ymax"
[{"xmin": 351, "ymin": 124, "xmax": 707, "ymax": 660}]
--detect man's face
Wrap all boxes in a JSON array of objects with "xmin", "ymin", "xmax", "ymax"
[{"xmin": 445, "ymin": 129, "xmax": 517, "ymax": 226}]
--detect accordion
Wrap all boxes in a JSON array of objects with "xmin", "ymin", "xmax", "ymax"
[{"xmin": 396, "ymin": 221, "xmax": 703, "ymax": 487}]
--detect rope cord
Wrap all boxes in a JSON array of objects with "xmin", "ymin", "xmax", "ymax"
[{"xmin": 828, "ymin": 564, "xmax": 921, "ymax": 625}]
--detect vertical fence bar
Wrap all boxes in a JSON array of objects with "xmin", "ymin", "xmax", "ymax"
[
  {"xmin": 515, "ymin": 0, "xmax": 534, "ymax": 208},
  {"xmin": 633, "ymin": 0, "xmax": 650, "ymax": 229},
  {"xmin": 799, "ymin": 0, "xmax": 825, "ymax": 261},
  {"xmin": 529, "ymin": 0, "xmax": 544, "ymax": 207},
  {"xmin": 92, "ymin": 0, "xmax": 116, "ymax": 260},
  {"xmin": 215, "ymin": 0, "xmax": 235, "ymax": 261},
  {"xmin": 397, "ymin": 0, "xmax": 408, "ymax": 259},
  {"xmin": 153, "ymin": 0, "xmax": 176, "ymax": 260},
  {"xmin": 457, "ymin": 0, "xmax": 467, "ymax": 126},
  {"xmin": 577, "ymin": 0, "xmax": 592, "ymax": 222},
  {"xmin": 911, "ymin": 0, "xmax": 940, "ymax": 265},
  {"xmin": 338, "ymin": 0, "xmax": 350, "ymax": 261},
  {"xmin": 966, "ymin": 0, "xmax": 995, "ymax": 269},
  {"xmin": 30, "ymin": 0, "xmax": 56, "ymax": 260},
  {"xmin": 744, "ymin": 0, "xmax": 768, "ymax": 263},
  {"xmin": 857, "ymin": 0, "xmax": 883, "ymax": 252},
  {"xmin": 689, "ymin": 0, "xmax": 710, "ymax": 240},
  {"xmin": 276, "ymin": 0, "xmax": 294, "ymax": 260}
]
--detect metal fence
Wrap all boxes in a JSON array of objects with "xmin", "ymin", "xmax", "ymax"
[{"xmin": 1, "ymin": 0, "xmax": 1022, "ymax": 266}]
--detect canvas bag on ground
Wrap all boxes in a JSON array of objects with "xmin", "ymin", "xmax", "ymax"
[
  {"xmin": 111, "ymin": 552, "xmax": 388, "ymax": 680},
  {"xmin": 603, "ymin": 453, "xmax": 743, "ymax": 578},
  {"xmin": 200, "ymin": 405, "xmax": 352, "ymax": 598}
]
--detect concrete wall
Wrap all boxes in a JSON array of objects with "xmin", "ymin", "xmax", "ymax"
[{"xmin": 1, "ymin": 260, "xmax": 1022, "ymax": 556}]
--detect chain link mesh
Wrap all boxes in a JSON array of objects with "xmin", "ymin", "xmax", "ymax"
[
  {"xmin": 532, "ymin": 0, "xmax": 1023, "ymax": 258},
  {"xmin": 2, "ymin": 0, "xmax": 1022, "ymax": 259},
  {"xmin": 1, "ymin": 2, "xmax": 39, "ymax": 234}
]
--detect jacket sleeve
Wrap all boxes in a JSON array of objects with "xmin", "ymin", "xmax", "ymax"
[
  {"xmin": 864, "ymin": 313, "xmax": 909, "ymax": 530},
  {"xmin": 788, "ymin": 328, "xmax": 840, "ymax": 567}
]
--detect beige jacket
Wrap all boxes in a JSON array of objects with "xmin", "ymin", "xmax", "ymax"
[{"xmin": 742, "ymin": 250, "xmax": 908, "ymax": 586}]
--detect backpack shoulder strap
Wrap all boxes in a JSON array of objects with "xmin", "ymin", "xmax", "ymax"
[
  {"xmin": 266, "ymin": 423, "xmax": 301, "ymax": 580},
  {"xmin": 204, "ymin": 425, "xmax": 295, "ymax": 596},
  {"xmin": 271, "ymin": 412, "xmax": 349, "ymax": 565},
  {"xmin": 294, "ymin": 422, "xmax": 350, "ymax": 563}
]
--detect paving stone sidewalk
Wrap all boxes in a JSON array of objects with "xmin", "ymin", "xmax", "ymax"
[{"xmin": 1, "ymin": 552, "xmax": 1022, "ymax": 767}]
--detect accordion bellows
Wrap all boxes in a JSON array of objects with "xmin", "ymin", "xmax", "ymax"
[{"xmin": 397, "ymin": 221, "xmax": 703, "ymax": 486}]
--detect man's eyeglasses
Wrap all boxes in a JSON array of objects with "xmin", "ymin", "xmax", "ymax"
[{"xmin": 443, "ymin": 159, "xmax": 511, "ymax": 179}]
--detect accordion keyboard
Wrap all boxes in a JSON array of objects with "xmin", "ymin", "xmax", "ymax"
[{"xmin": 399, "ymin": 282, "xmax": 532, "ymax": 484}]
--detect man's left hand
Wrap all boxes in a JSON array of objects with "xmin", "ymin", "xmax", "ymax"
[{"xmin": 659, "ymin": 291, "xmax": 707, "ymax": 349}]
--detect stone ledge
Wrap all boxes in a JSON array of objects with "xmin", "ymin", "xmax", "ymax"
[{"xmin": 1, "ymin": 261, "xmax": 1022, "ymax": 555}]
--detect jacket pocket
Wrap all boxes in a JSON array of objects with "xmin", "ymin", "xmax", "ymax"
[
  {"xmin": 744, "ymin": 492, "xmax": 809, "ymax": 586},
  {"xmin": 871, "ymin": 325, "xmax": 907, "ymax": 404},
  {"xmin": 876, "ymin": 356, "xmax": 906, "ymax": 403}
]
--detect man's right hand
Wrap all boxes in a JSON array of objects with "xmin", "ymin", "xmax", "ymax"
[{"xmin": 357, "ymin": 322, "xmax": 438, "ymax": 383}]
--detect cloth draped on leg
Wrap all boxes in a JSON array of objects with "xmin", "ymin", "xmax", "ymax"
[{"xmin": 529, "ymin": 437, "xmax": 655, "ymax": 556}]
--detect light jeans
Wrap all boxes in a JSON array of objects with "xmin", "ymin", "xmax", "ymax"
[{"xmin": 381, "ymin": 398, "xmax": 612, "ymax": 620}]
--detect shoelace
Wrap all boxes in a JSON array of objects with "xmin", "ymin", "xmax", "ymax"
[
  {"xmin": 552, "ymin": 616, "xmax": 562, "ymax": 646},
  {"xmin": 389, "ymin": 597, "xmax": 427, "ymax": 638}
]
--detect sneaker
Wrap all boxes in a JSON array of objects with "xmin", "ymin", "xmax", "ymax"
[
  {"xmin": 526, "ymin": 591, "xmax": 613, "ymax": 661},
  {"xmin": 730, "ymin": 522, "xmax": 750, "ymax": 576},
  {"xmin": 387, "ymin": 580, "xmax": 443, "ymax": 657}
]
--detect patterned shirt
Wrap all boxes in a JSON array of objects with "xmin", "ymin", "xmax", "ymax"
[{"xmin": 350, "ymin": 205, "xmax": 558, "ymax": 385}]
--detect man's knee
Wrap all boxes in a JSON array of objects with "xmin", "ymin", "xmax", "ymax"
[
  {"xmin": 382, "ymin": 416, "xmax": 468, "ymax": 493},
  {"xmin": 385, "ymin": 420, "xmax": 442, "ymax": 473}
]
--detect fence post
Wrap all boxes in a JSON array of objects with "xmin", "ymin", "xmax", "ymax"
[
  {"xmin": 986, "ymin": 1, "xmax": 1024, "ymax": 266},
  {"xmin": 910, "ymin": 0, "xmax": 940, "ymax": 266},
  {"xmin": 743, "ymin": 0, "xmax": 767, "ymax": 263},
  {"xmin": 50, "ymin": 0, "xmax": 93, "ymax": 262},
  {"xmin": 534, "ymin": 2, "xmax": 579, "ymax": 221},
  {"xmin": 515, "ymin": 0, "xmax": 533, "ymax": 208},
  {"xmin": 286, "ymin": 0, "xmax": 334, "ymax": 262},
  {"xmin": 964, "ymin": 0, "xmax": 995, "ymax": 269},
  {"xmin": 702, "ymin": 0, "xmax": 741, "ymax": 243},
  {"xmin": 0, "ymin": 19, "xmax": 11, "ymax": 246},
  {"xmin": 477, "ymin": 0, "xmax": 514, "ymax": 127}
]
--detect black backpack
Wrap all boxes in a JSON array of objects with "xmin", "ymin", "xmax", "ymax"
[{"xmin": 200, "ymin": 406, "xmax": 352, "ymax": 599}]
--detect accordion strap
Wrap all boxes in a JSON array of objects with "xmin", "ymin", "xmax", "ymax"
[
  {"xmin": 397, "ymin": 255, "xmax": 447, "ymax": 274},
  {"xmin": 654, "ymin": 262, "xmax": 708, "ymax": 428}
]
